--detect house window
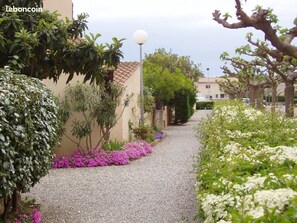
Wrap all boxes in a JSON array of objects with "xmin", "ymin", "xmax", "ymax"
[
  {"xmin": 220, "ymin": 94, "xmax": 225, "ymax": 99},
  {"xmin": 205, "ymin": 85, "xmax": 210, "ymax": 89},
  {"xmin": 215, "ymin": 94, "xmax": 218, "ymax": 98}
]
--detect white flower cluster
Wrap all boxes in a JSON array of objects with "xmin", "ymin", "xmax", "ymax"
[
  {"xmin": 233, "ymin": 174, "xmax": 268, "ymax": 193},
  {"xmin": 266, "ymin": 145, "xmax": 297, "ymax": 164},
  {"xmin": 201, "ymin": 188, "xmax": 297, "ymax": 222},
  {"xmin": 214, "ymin": 105, "xmax": 263, "ymax": 123},
  {"xmin": 220, "ymin": 142, "xmax": 297, "ymax": 166},
  {"xmin": 219, "ymin": 142, "xmax": 267, "ymax": 164},
  {"xmin": 214, "ymin": 174, "xmax": 280, "ymax": 195},
  {"xmin": 201, "ymin": 193, "xmax": 234, "ymax": 223},
  {"xmin": 225, "ymin": 130, "xmax": 253, "ymax": 139},
  {"xmin": 214, "ymin": 106, "xmax": 239, "ymax": 123},
  {"xmin": 246, "ymin": 188, "xmax": 297, "ymax": 218},
  {"xmin": 243, "ymin": 108, "xmax": 262, "ymax": 120}
]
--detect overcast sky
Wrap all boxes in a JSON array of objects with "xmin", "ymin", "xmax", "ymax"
[{"xmin": 72, "ymin": 0, "xmax": 297, "ymax": 77}]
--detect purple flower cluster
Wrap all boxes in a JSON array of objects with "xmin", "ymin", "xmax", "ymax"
[
  {"xmin": 51, "ymin": 140, "xmax": 154, "ymax": 168},
  {"xmin": 16, "ymin": 208, "xmax": 42, "ymax": 223},
  {"xmin": 154, "ymin": 131, "xmax": 163, "ymax": 139},
  {"xmin": 108, "ymin": 150, "xmax": 129, "ymax": 165},
  {"xmin": 124, "ymin": 140, "xmax": 153, "ymax": 159},
  {"xmin": 31, "ymin": 209, "xmax": 42, "ymax": 223}
]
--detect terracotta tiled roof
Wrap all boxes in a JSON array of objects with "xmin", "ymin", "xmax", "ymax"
[{"xmin": 114, "ymin": 62, "xmax": 140, "ymax": 84}]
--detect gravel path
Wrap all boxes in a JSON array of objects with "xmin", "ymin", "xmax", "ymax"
[{"xmin": 25, "ymin": 110, "xmax": 211, "ymax": 223}]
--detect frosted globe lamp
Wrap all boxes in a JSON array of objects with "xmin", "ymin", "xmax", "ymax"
[{"xmin": 133, "ymin": 30, "xmax": 148, "ymax": 45}]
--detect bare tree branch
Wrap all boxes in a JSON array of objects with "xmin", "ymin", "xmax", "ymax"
[{"xmin": 213, "ymin": 0, "xmax": 297, "ymax": 59}]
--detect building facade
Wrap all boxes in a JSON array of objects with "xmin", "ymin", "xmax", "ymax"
[{"xmin": 196, "ymin": 77, "xmax": 228, "ymax": 100}]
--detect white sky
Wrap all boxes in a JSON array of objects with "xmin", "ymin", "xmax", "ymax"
[{"xmin": 72, "ymin": 0, "xmax": 297, "ymax": 76}]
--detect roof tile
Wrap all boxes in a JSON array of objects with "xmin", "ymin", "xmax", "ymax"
[{"xmin": 114, "ymin": 62, "xmax": 140, "ymax": 84}]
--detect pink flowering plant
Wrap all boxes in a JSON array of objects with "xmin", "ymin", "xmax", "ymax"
[
  {"xmin": 52, "ymin": 140, "xmax": 153, "ymax": 168},
  {"xmin": 14, "ymin": 197, "xmax": 42, "ymax": 223},
  {"xmin": 15, "ymin": 209, "xmax": 42, "ymax": 223}
]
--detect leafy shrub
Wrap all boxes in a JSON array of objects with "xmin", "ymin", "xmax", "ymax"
[
  {"xmin": 132, "ymin": 125, "xmax": 154, "ymax": 140},
  {"xmin": 102, "ymin": 140, "xmax": 125, "ymax": 151},
  {"xmin": 196, "ymin": 101, "xmax": 214, "ymax": 110},
  {"xmin": 0, "ymin": 69, "xmax": 60, "ymax": 221},
  {"xmin": 143, "ymin": 86, "xmax": 155, "ymax": 113},
  {"xmin": 196, "ymin": 101, "xmax": 297, "ymax": 222},
  {"xmin": 59, "ymin": 82, "xmax": 130, "ymax": 151},
  {"xmin": 131, "ymin": 124, "xmax": 164, "ymax": 143}
]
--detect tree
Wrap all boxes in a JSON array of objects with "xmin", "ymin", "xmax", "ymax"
[
  {"xmin": 232, "ymin": 40, "xmax": 281, "ymax": 111},
  {"xmin": 221, "ymin": 51, "xmax": 271, "ymax": 108},
  {"xmin": 143, "ymin": 50, "xmax": 197, "ymax": 124},
  {"xmin": 145, "ymin": 48, "xmax": 203, "ymax": 82},
  {"xmin": 0, "ymin": 0, "xmax": 124, "ymax": 84},
  {"xmin": 216, "ymin": 76, "xmax": 248, "ymax": 99},
  {"xmin": 213, "ymin": 0, "xmax": 297, "ymax": 60},
  {"xmin": 59, "ymin": 82, "xmax": 130, "ymax": 151},
  {"xmin": 144, "ymin": 61, "xmax": 183, "ymax": 104},
  {"xmin": 245, "ymin": 35, "xmax": 297, "ymax": 116}
]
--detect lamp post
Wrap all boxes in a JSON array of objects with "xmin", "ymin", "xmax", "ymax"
[
  {"xmin": 133, "ymin": 29, "xmax": 148, "ymax": 125},
  {"xmin": 207, "ymin": 68, "xmax": 210, "ymax": 99}
]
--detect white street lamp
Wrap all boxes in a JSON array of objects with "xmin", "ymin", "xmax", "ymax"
[{"xmin": 133, "ymin": 29, "xmax": 148, "ymax": 125}]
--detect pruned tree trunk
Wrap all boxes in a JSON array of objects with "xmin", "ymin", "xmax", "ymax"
[
  {"xmin": 228, "ymin": 93, "xmax": 236, "ymax": 99},
  {"xmin": 249, "ymin": 86, "xmax": 258, "ymax": 108},
  {"xmin": 2, "ymin": 197, "xmax": 11, "ymax": 222},
  {"xmin": 250, "ymin": 84, "xmax": 266, "ymax": 109},
  {"xmin": 12, "ymin": 189, "xmax": 20, "ymax": 212},
  {"xmin": 284, "ymin": 80, "xmax": 295, "ymax": 117},
  {"xmin": 271, "ymin": 82, "xmax": 277, "ymax": 112},
  {"xmin": 257, "ymin": 87, "xmax": 264, "ymax": 109},
  {"xmin": 101, "ymin": 128, "xmax": 111, "ymax": 143}
]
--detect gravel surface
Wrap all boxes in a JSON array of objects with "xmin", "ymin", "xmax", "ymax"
[{"xmin": 25, "ymin": 110, "xmax": 211, "ymax": 223}]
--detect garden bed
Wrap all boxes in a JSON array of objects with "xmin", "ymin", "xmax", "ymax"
[
  {"xmin": 51, "ymin": 140, "xmax": 154, "ymax": 168},
  {"xmin": 196, "ymin": 101, "xmax": 297, "ymax": 222},
  {"xmin": 51, "ymin": 131, "xmax": 165, "ymax": 169}
]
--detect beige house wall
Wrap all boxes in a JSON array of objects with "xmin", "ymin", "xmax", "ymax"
[
  {"xmin": 43, "ymin": 0, "xmax": 73, "ymax": 19},
  {"xmin": 42, "ymin": 75, "xmax": 103, "ymax": 156},
  {"xmin": 110, "ymin": 67, "xmax": 141, "ymax": 142}
]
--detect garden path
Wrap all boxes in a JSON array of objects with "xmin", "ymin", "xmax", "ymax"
[{"xmin": 26, "ymin": 110, "xmax": 211, "ymax": 223}]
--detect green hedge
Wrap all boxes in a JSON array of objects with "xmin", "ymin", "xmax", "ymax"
[
  {"xmin": 174, "ymin": 92, "xmax": 191, "ymax": 124},
  {"xmin": 196, "ymin": 101, "xmax": 214, "ymax": 110}
]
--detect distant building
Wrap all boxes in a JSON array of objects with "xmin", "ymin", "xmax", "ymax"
[
  {"xmin": 196, "ymin": 77, "xmax": 290, "ymax": 102},
  {"xmin": 196, "ymin": 77, "xmax": 229, "ymax": 100}
]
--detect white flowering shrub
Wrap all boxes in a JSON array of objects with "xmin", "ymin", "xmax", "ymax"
[
  {"xmin": 196, "ymin": 101, "xmax": 297, "ymax": 222},
  {"xmin": 0, "ymin": 69, "xmax": 60, "ymax": 219}
]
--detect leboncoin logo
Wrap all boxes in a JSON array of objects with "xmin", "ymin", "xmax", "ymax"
[{"xmin": 5, "ymin": 6, "xmax": 43, "ymax": 13}]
